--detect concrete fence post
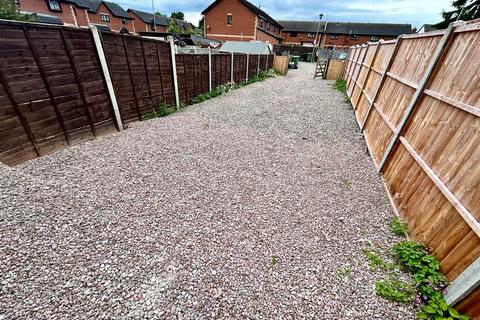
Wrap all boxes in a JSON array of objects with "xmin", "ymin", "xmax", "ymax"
[
  {"xmin": 231, "ymin": 52, "xmax": 234, "ymax": 83},
  {"xmin": 245, "ymin": 54, "xmax": 249, "ymax": 81},
  {"xmin": 90, "ymin": 26, "xmax": 123, "ymax": 131},
  {"xmin": 208, "ymin": 48, "xmax": 212, "ymax": 91},
  {"xmin": 168, "ymin": 36, "xmax": 180, "ymax": 110},
  {"xmin": 257, "ymin": 54, "xmax": 260, "ymax": 74}
]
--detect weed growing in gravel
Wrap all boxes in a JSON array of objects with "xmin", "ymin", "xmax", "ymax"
[
  {"xmin": 271, "ymin": 256, "xmax": 279, "ymax": 266},
  {"xmin": 367, "ymin": 228, "xmax": 470, "ymax": 319},
  {"xmin": 375, "ymin": 278, "xmax": 414, "ymax": 303},
  {"xmin": 364, "ymin": 247, "xmax": 397, "ymax": 271},
  {"xmin": 190, "ymin": 69, "xmax": 277, "ymax": 105},
  {"xmin": 341, "ymin": 178, "xmax": 352, "ymax": 190},
  {"xmin": 338, "ymin": 266, "xmax": 353, "ymax": 278},
  {"xmin": 389, "ymin": 217, "xmax": 408, "ymax": 237},
  {"xmin": 392, "ymin": 241, "xmax": 469, "ymax": 319},
  {"xmin": 142, "ymin": 103, "xmax": 177, "ymax": 120},
  {"xmin": 334, "ymin": 79, "xmax": 347, "ymax": 94},
  {"xmin": 333, "ymin": 79, "xmax": 352, "ymax": 103}
]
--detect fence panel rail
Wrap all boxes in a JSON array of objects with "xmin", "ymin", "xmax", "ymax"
[{"xmin": 343, "ymin": 20, "xmax": 480, "ymax": 318}]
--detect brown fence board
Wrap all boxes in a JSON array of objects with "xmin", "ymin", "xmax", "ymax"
[{"xmin": 343, "ymin": 21, "xmax": 480, "ymax": 317}]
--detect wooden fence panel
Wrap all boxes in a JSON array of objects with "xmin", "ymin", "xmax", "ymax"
[
  {"xmin": 0, "ymin": 21, "xmax": 115, "ymax": 165},
  {"xmin": 233, "ymin": 54, "xmax": 246, "ymax": 83},
  {"xmin": 344, "ymin": 21, "xmax": 480, "ymax": 318},
  {"xmin": 101, "ymin": 32, "xmax": 174, "ymax": 120},
  {"xmin": 248, "ymin": 54, "xmax": 258, "ymax": 78},
  {"xmin": 211, "ymin": 54, "xmax": 231, "ymax": 88}
]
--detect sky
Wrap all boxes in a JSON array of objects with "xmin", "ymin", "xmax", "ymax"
[{"xmin": 115, "ymin": 0, "xmax": 454, "ymax": 29}]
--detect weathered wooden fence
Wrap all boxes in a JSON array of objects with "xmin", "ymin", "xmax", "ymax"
[
  {"xmin": 344, "ymin": 19, "xmax": 480, "ymax": 318},
  {"xmin": 0, "ymin": 20, "xmax": 274, "ymax": 166}
]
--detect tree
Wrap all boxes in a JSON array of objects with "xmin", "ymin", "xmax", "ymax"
[
  {"xmin": 198, "ymin": 17, "xmax": 205, "ymax": 36},
  {"xmin": 170, "ymin": 11, "xmax": 184, "ymax": 20},
  {"xmin": 435, "ymin": 0, "xmax": 480, "ymax": 29},
  {"xmin": 0, "ymin": 0, "xmax": 37, "ymax": 21},
  {"xmin": 166, "ymin": 19, "xmax": 181, "ymax": 34}
]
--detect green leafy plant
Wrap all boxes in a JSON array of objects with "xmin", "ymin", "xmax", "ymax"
[
  {"xmin": 0, "ymin": 0, "xmax": 37, "ymax": 21},
  {"xmin": 375, "ymin": 278, "xmax": 414, "ymax": 303},
  {"xmin": 392, "ymin": 241, "xmax": 469, "ymax": 319},
  {"xmin": 142, "ymin": 103, "xmax": 176, "ymax": 120},
  {"xmin": 333, "ymin": 79, "xmax": 347, "ymax": 94},
  {"xmin": 364, "ymin": 247, "xmax": 397, "ymax": 271},
  {"xmin": 389, "ymin": 217, "xmax": 408, "ymax": 236},
  {"xmin": 166, "ymin": 19, "xmax": 181, "ymax": 34}
]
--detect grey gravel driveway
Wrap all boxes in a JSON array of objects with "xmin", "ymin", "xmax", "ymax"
[{"xmin": 1, "ymin": 62, "xmax": 416, "ymax": 319}]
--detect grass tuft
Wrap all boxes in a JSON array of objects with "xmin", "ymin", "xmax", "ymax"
[
  {"xmin": 389, "ymin": 217, "xmax": 408, "ymax": 237},
  {"xmin": 142, "ymin": 103, "xmax": 177, "ymax": 121}
]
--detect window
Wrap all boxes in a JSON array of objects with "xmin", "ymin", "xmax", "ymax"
[
  {"xmin": 370, "ymin": 36, "xmax": 379, "ymax": 41},
  {"xmin": 290, "ymin": 32, "xmax": 297, "ymax": 37},
  {"xmin": 227, "ymin": 14, "xmax": 232, "ymax": 26},
  {"xmin": 100, "ymin": 13, "xmax": 110, "ymax": 22},
  {"xmin": 307, "ymin": 33, "xmax": 315, "ymax": 38},
  {"xmin": 260, "ymin": 18, "xmax": 264, "ymax": 28},
  {"xmin": 330, "ymin": 34, "xmax": 339, "ymax": 39},
  {"xmin": 47, "ymin": 0, "xmax": 61, "ymax": 12},
  {"xmin": 350, "ymin": 34, "xmax": 359, "ymax": 40},
  {"xmin": 267, "ymin": 22, "xmax": 270, "ymax": 30},
  {"xmin": 122, "ymin": 18, "xmax": 127, "ymax": 25}
]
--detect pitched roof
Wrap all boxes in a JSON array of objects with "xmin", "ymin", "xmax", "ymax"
[
  {"xmin": 20, "ymin": 11, "xmax": 64, "ymax": 25},
  {"xmin": 278, "ymin": 20, "xmax": 324, "ymax": 33},
  {"xmin": 219, "ymin": 41, "xmax": 272, "ymax": 54},
  {"xmin": 202, "ymin": 0, "xmax": 282, "ymax": 28},
  {"xmin": 128, "ymin": 9, "xmax": 194, "ymax": 30},
  {"xmin": 82, "ymin": 0, "xmax": 132, "ymax": 19},
  {"xmin": 326, "ymin": 22, "xmax": 412, "ymax": 36},
  {"xmin": 128, "ymin": 9, "xmax": 170, "ymax": 26},
  {"xmin": 279, "ymin": 20, "xmax": 412, "ymax": 36},
  {"xmin": 257, "ymin": 27, "xmax": 283, "ymax": 40},
  {"xmin": 103, "ymin": 1, "xmax": 132, "ymax": 19}
]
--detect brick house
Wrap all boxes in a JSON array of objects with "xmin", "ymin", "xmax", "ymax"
[
  {"xmin": 85, "ymin": 1, "xmax": 134, "ymax": 33},
  {"xmin": 18, "ymin": 0, "xmax": 80, "ymax": 25},
  {"xmin": 18, "ymin": 0, "xmax": 134, "ymax": 32},
  {"xmin": 129, "ymin": 9, "xmax": 169, "ymax": 33},
  {"xmin": 128, "ymin": 9, "xmax": 195, "ymax": 34},
  {"xmin": 279, "ymin": 20, "xmax": 412, "ymax": 48},
  {"xmin": 279, "ymin": 20, "xmax": 323, "ymax": 46},
  {"xmin": 201, "ymin": 0, "xmax": 283, "ymax": 44}
]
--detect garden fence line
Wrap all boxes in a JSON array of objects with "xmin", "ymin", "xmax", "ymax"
[
  {"xmin": 0, "ymin": 19, "xmax": 273, "ymax": 165},
  {"xmin": 343, "ymin": 19, "xmax": 480, "ymax": 319}
]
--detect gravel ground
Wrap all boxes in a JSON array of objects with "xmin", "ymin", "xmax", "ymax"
[{"xmin": 1, "ymin": 62, "xmax": 416, "ymax": 319}]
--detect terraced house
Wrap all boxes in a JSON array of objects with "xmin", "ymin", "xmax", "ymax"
[
  {"xmin": 128, "ymin": 9, "xmax": 194, "ymax": 34},
  {"xmin": 201, "ymin": 0, "xmax": 283, "ymax": 44},
  {"xmin": 279, "ymin": 20, "xmax": 413, "ymax": 48},
  {"xmin": 17, "ymin": 0, "xmax": 193, "ymax": 34}
]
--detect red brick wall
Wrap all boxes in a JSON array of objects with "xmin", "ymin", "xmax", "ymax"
[
  {"xmin": 322, "ymin": 34, "xmax": 395, "ymax": 48},
  {"xmin": 256, "ymin": 28, "xmax": 279, "ymax": 44},
  {"xmin": 87, "ymin": 3, "xmax": 133, "ymax": 32},
  {"xmin": 128, "ymin": 12, "xmax": 167, "ymax": 34},
  {"xmin": 204, "ymin": 0, "xmax": 256, "ymax": 42},
  {"xmin": 19, "ymin": 0, "xmax": 76, "ymax": 25},
  {"xmin": 282, "ymin": 31, "xmax": 320, "ymax": 45}
]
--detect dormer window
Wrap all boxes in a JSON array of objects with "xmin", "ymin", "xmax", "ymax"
[
  {"xmin": 47, "ymin": 0, "xmax": 61, "ymax": 12},
  {"xmin": 100, "ymin": 13, "xmax": 110, "ymax": 22}
]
